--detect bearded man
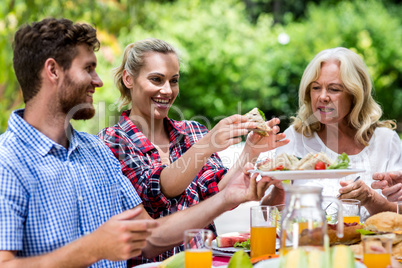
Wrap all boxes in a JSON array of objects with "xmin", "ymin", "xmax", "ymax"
[{"xmin": 0, "ymin": 18, "xmax": 273, "ymax": 267}]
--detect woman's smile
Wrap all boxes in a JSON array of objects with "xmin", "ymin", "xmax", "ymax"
[{"xmin": 151, "ymin": 97, "xmax": 171, "ymax": 109}]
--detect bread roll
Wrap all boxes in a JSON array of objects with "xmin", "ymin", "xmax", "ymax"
[
  {"xmin": 363, "ymin": 212, "xmax": 402, "ymax": 244},
  {"xmin": 393, "ymin": 241, "xmax": 402, "ymax": 259}
]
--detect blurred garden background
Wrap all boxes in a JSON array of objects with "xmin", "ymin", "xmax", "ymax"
[{"xmin": 1, "ymin": 0, "xmax": 401, "ymax": 135}]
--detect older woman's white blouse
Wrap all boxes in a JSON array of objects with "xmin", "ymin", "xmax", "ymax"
[{"xmin": 275, "ymin": 126, "xmax": 402, "ymax": 220}]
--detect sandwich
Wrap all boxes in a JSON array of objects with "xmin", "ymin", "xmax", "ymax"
[
  {"xmin": 257, "ymin": 152, "xmax": 300, "ymax": 171},
  {"xmin": 393, "ymin": 241, "xmax": 402, "ymax": 259},
  {"xmin": 362, "ymin": 211, "xmax": 402, "ymax": 244},
  {"xmin": 244, "ymin": 108, "xmax": 271, "ymax": 136},
  {"xmin": 349, "ymin": 212, "xmax": 402, "ymax": 259},
  {"xmin": 294, "ymin": 152, "xmax": 334, "ymax": 170},
  {"xmin": 256, "ymin": 152, "xmax": 349, "ymax": 171}
]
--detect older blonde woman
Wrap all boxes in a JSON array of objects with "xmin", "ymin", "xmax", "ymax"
[{"xmin": 266, "ymin": 47, "xmax": 402, "ymax": 218}]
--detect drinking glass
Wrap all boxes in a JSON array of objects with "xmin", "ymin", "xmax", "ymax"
[
  {"xmin": 274, "ymin": 204, "xmax": 286, "ymax": 236},
  {"xmin": 250, "ymin": 205, "xmax": 278, "ymax": 258},
  {"xmin": 362, "ymin": 233, "xmax": 395, "ymax": 268},
  {"xmin": 184, "ymin": 229, "xmax": 213, "ymax": 268},
  {"xmin": 397, "ymin": 201, "xmax": 402, "ymax": 215},
  {"xmin": 341, "ymin": 199, "xmax": 361, "ymax": 224}
]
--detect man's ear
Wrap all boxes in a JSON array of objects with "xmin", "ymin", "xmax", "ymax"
[
  {"xmin": 44, "ymin": 58, "xmax": 62, "ymax": 84},
  {"xmin": 122, "ymin": 69, "xmax": 134, "ymax": 89}
]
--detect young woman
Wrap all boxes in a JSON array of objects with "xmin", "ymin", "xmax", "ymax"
[{"xmin": 98, "ymin": 38, "xmax": 288, "ymax": 264}]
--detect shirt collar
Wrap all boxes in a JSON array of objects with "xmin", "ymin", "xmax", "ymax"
[
  {"xmin": 164, "ymin": 117, "xmax": 188, "ymax": 144},
  {"xmin": 9, "ymin": 109, "xmax": 79, "ymax": 156},
  {"xmin": 117, "ymin": 110, "xmax": 188, "ymax": 154}
]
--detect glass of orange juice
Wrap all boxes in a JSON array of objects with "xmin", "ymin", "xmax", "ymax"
[
  {"xmin": 362, "ymin": 233, "xmax": 395, "ymax": 268},
  {"xmin": 341, "ymin": 199, "xmax": 361, "ymax": 224},
  {"xmin": 250, "ymin": 205, "xmax": 278, "ymax": 259},
  {"xmin": 184, "ymin": 229, "xmax": 213, "ymax": 268}
]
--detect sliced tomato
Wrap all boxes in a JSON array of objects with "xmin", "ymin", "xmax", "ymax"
[
  {"xmin": 315, "ymin": 161, "xmax": 326, "ymax": 170},
  {"xmin": 275, "ymin": 165, "xmax": 285, "ymax": 171},
  {"xmin": 269, "ymin": 165, "xmax": 289, "ymax": 171}
]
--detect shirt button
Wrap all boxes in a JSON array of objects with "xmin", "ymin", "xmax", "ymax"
[
  {"xmin": 78, "ymin": 196, "xmax": 83, "ymax": 201},
  {"xmin": 69, "ymin": 162, "xmax": 73, "ymax": 168}
]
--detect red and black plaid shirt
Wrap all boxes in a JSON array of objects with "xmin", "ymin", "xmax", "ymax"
[{"xmin": 98, "ymin": 110, "xmax": 228, "ymax": 265}]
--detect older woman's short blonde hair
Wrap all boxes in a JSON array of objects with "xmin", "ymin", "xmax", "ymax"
[
  {"xmin": 114, "ymin": 38, "xmax": 180, "ymax": 109},
  {"xmin": 292, "ymin": 47, "xmax": 395, "ymax": 146}
]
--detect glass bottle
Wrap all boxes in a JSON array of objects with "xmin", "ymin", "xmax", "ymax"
[{"xmin": 279, "ymin": 185, "xmax": 343, "ymax": 254}]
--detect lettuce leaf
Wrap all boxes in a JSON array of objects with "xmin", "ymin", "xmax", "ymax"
[
  {"xmin": 257, "ymin": 109, "xmax": 266, "ymax": 121},
  {"xmin": 328, "ymin": 152, "xmax": 350, "ymax": 169},
  {"xmin": 234, "ymin": 239, "xmax": 250, "ymax": 250},
  {"xmin": 356, "ymin": 229, "xmax": 375, "ymax": 235}
]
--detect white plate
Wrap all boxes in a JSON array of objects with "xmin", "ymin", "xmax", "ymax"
[
  {"xmin": 134, "ymin": 262, "xmax": 161, "ymax": 268},
  {"xmin": 251, "ymin": 258, "xmax": 366, "ymax": 268},
  {"xmin": 135, "ymin": 262, "xmax": 222, "ymax": 268},
  {"xmin": 248, "ymin": 169, "xmax": 365, "ymax": 180},
  {"xmin": 218, "ymin": 258, "xmax": 366, "ymax": 268},
  {"xmin": 212, "ymin": 239, "xmax": 250, "ymax": 253},
  {"xmin": 212, "ymin": 238, "xmax": 283, "ymax": 253}
]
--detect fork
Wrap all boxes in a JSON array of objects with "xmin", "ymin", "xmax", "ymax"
[{"xmin": 324, "ymin": 176, "xmax": 361, "ymax": 213}]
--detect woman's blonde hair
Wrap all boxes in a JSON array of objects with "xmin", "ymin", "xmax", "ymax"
[
  {"xmin": 292, "ymin": 47, "xmax": 395, "ymax": 146},
  {"xmin": 114, "ymin": 38, "xmax": 180, "ymax": 109}
]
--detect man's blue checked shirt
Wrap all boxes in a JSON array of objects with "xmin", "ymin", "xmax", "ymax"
[{"xmin": 0, "ymin": 109, "xmax": 142, "ymax": 268}]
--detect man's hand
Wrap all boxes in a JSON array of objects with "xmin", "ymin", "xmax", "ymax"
[
  {"xmin": 260, "ymin": 178, "xmax": 286, "ymax": 206},
  {"xmin": 90, "ymin": 207, "xmax": 158, "ymax": 261},
  {"xmin": 244, "ymin": 118, "xmax": 289, "ymax": 156},
  {"xmin": 0, "ymin": 207, "xmax": 158, "ymax": 267},
  {"xmin": 339, "ymin": 179, "xmax": 374, "ymax": 206},
  {"xmin": 372, "ymin": 171, "xmax": 402, "ymax": 202},
  {"xmin": 223, "ymin": 162, "xmax": 273, "ymax": 207}
]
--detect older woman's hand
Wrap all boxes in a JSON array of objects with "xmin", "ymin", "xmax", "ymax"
[
  {"xmin": 372, "ymin": 171, "xmax": 402, "ymax": 202},
  {"xmin": 244, "ymin": 117, "xmax": 289, "ymax": 155},
  {"xmin": 339, "ymin": 179, "xmax": 374, "ymax": 206}
]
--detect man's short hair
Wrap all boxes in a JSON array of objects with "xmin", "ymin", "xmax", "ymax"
[{"xmin": 12, "ymin": 18, "xmax": 100, "ymax": 103}]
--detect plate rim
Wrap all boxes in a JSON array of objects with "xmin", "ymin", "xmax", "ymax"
[
  {"xmin": 212, "ymin": 238, "xmax": 283, "ymax": 253},
  {"xmin": 248, "ymin": 168, "xmax": 365, "ymax": 180},
  {"xmin": 135, "ymin": 261, "xmax": 223, "ymax": 268},
  {"xmin": 133, "ymin": 262, "xmax": 161, "ymax": 268},
  {"xmin": 211, "ymin": 239, "xmax": 250, "ymax": 253},
  {"xmin": 247, "ymin": 258, "xmax": 365, "ymax": 268}
]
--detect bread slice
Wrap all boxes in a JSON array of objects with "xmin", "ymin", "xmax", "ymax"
[
  {"xmin": 257, "ymin": 153, "xmax": 299, "ymax": 171},
  {"xmin": 392, "ymin": 240, "xmax": 402, "ymax": 259},
  {"xmin": 296, "ymin": 152, "xmax": 333, "ymax": 170},
  {"xmin": 293, "ymin": 153, "xmax": 315, "ymax": 170},
  {"xmin": 244, "ymin": 108, "xmax": 271, "ymax": 136}
]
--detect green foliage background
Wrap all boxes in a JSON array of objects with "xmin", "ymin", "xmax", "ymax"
[{"xmin": 0, "ymin": 0, "xmax": 401, "ymax": 134}]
